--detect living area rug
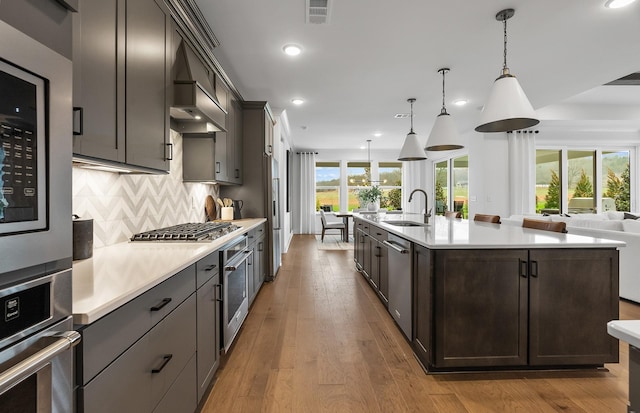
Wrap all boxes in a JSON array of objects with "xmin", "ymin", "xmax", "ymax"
[{"xmin": 315, "ymin": 234, "xmax": 353, "ymax": 250}]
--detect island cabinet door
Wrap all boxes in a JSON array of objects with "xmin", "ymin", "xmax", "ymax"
[
  {"xmin": 433, "ymin": 249, "xmax": 529, "ymax": 368},
  {"xmin": 528, "ymin": 248, "xmax": 619, "ymax": 366},
  {"xmin": 413, "ymin": 244, "xmax": 433, "ymax": 368}
]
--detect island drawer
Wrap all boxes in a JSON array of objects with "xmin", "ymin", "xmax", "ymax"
[
  {"xmin": 247, "ymin": 223, "xmax": 266, "ymax": 245},
  {"xmin": 369, "ymin": 227, "xmax": 388, "ymax": 241},
  {"xmin": 78, "ymin": 264, "xmax": 196, "ymax": 384}
]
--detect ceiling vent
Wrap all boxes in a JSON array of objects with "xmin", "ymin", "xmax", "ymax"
[
  {"xmin": 605, "ymin": 72, "xmax": 640, "ymax": 86},
  {"xmin": 306, "ymin": 0, "xmax": 331, "ymax": 24},
  {"xmin": 394, "ymin": 113, "xmax": 410, "ymax": 119}
]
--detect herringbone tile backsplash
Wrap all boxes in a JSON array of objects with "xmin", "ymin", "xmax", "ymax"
[{"xmin": 72, "ymin": 131, "xmax": 219, "ymax": 248}]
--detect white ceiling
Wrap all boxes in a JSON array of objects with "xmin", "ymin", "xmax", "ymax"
[{"xmin": 194, "ymin": 0, "xmax": 640, "ymax": 152}]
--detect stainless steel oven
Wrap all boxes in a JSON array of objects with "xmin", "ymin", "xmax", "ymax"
[
  {"xmin": 220, "ymin": 234, "xmax": 251, "ymax": 351},
  {"xmin": 0, "ymin": 269, "xmax": 79, "ymax": 413}
]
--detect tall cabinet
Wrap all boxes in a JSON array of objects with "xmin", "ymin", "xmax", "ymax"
[
  {"xmin": 72, "ymin": 0, "xmax": 172, "ymax": 172},
  {"xmin": 220, "ymin": 102, "xmax": 276, "ymax": 277}
]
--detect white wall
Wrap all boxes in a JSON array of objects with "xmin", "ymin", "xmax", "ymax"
[{"xmin": 272, "ymin": 109, "xmax": 294, "ymax": 253}]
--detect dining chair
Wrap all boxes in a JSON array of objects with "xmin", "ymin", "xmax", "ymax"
[
  {"xmin": 319, "ymin": 210, "xmax": 345, "ymax": 242},
  {"xmin": 473, "ymin": 213, "xmax": 501, "ymax": 224},
  {"xmin": 444, "ymin": 210, "xmax": 462, "ymax": 219},
  {"xmin": 522, "ymin": 218, "xmax": 567, "ymax": 233}
]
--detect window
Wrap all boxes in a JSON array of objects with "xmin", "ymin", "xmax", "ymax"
[
  {"xmin": 603, "ymin": 150, "xmax": 630, "ymax": 212},
  {"xmin": 535, "ymin": 150, "xmax": 561, "ymax": 213},
  {"xmin": 434, "ymin": 155, "xmax": 468, "ymax": 218},
  {"xmin": 535, "ymin": 148, "xmax": 632, "ymax": 214},
  {"xmin": 379, "ymin": 162, "xmax": 402, "ymax": 210},
  {"xmin": 347, "ymin": 161, "xmax": 370, "ymax": 211},
  {"xmin": 315, "ymin": 162, "xmax": 340, "ymax": 212}
]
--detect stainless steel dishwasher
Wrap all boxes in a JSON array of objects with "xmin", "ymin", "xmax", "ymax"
[{"xmin": 383, "ymin": 234, "xmax": 412, "ymax": 340}]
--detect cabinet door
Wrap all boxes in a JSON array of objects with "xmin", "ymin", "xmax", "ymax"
[
  {"xmin": 149, "ymin": 294, "xmax": 197, "ymax": 409},
  {"xmin": 369, "ymin": 241, "xmax": 380, "ymax": 289},
  {"xmin": 81, "ymin": 332, "xmax": 151, "ymax": 413},
  {"xmin": 264, "ymin": 109, "xmax": 273, "ymax": 155},
  {"xmin": 182, "ymin": 137, "xmax": 215, "ymax": 182},
  {"xmin": 413, "ymin": 244, "xmax": 432, "ymax": 367},
  {"xmin": 153, "ymin": 354, "xmax": 197, "ymax": 413},
  {"xmin": 378, "ymin": 240, "xmax": 389, "ymax": 306},
  {"xmin": 72, "ymin": 0, "xmax": 125, "ymax": 162},
  {"xmin": 434, "ymin": 249, "xmax": 528, "ymax": 368},
  {"xmin": 232, "ymin": 98, "xmax": 243, "ymax": 184},
  {"xmin": 258, "ymin": 237, "xmax": 266, "ymax": 285},
  {"xmin": 354, "ymin": 228, "xmax": 364, "ymax": 270},
  {"xmin": 196, "ymin": 274, "xmax": 221, "ymax": 402},
  {"xmin": 125, "ymin": 0, "xmax": 170, "ymax": 171},
  {"xmin": 214, "ymin": 132, "xmax": 228, "ymax": 182},
  {"xmin": 528, "ymin": 249, "xmax": 619, "ymax": 366},
  {"xmin": 362, "ymin": 233, "xmax": 372, "ymax": 280}
]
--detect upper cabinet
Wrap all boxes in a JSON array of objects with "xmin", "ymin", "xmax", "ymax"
[{"xmin": 72, "ymin": 0, "xmax": 172, "ymax": 173}]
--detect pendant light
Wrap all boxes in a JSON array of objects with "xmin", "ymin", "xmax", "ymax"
[
  {"xmin": 425, "ymin": 68, "xmax": 464, "ymax": 151},
  {"xmin": 398, "ymin": 98, "xmax": 427, "ymax": 161},
  {"xmin": 475, "ymin": 9, "xmax": 539, "ymax": 133}
]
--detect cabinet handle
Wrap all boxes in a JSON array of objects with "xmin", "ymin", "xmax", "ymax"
[
  {"xmin": 165, "ymin": 143, "xmax": 173, "ymax": 160},
  {"xmin": 150, "ymin": 298, "xmax": 172, "ymax": 311},
  {"xmin": 225, "ymin": 266, "xmax": 237, "ymax": 271},
  {"xmin": 151, "ymin": 354, "xmax": 173, "ymax": 373},
  {"xmin": 235, "ymin": 169, "xmax": 240, "ymax": 179},
  {"xmin": 215, "ymin": 283, "xmax": 222, "ymax": 302},
  {"xmin": 73, "ymin": 107, "xmax": 83, "ymax": 135},
  {"xmin": 258, "ymin": 242, "xmax": 263, "ymax": 252},
  {"xmin": 530, "ymin": 260, "xmax": 538, "ymax": 277},
  {"xmin": 519, "ymin": 259, "xmax": 528, "ymax": 278},
  {"xmin": 204, "ymin": 264, "xmax": 217, "ymax": 272},
  {"xmin": 374, "ymin": 246, "xmax": 381, "ymax": 257},
  {"xmin": 267, "ymin": 144, "xmax": 272, "ymax": 154},
  {"xmin": 382, "ymin": 240, "xmax": 409, "ymax": 254},
  {"xmin": 216, "ymin": 161, "xmax": 221, "ymax": 174}
]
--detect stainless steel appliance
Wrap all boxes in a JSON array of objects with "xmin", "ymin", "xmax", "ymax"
[
  {"xmin": 130, "ymin": 222, "xmax": 240, "ymax": 242},
  {"xmin": 0, "ymin": 20, "xmax": 73, "ymax": 276},
  {"xmin": 0, "ymin": 270, "xmax": 80, "ymax": 412},
  {"xmin": 384, "ymin": 234, "xmax": 412, "ymax": 340},
  {"xmin": 220, "ymin": 235, "xmax": 251, "ymax": 351},
  {"xmin": 0, "ymin": 17, "xmax": 76, "ymax": 413}
]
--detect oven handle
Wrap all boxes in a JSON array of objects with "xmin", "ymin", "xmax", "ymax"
[
  {"xmin": 224, "ymin": 250, "xmax": 253, "ymax": 272},
  {"xmin": 0, "ymin": 331, "xmax": 81, "ymax": 394}
]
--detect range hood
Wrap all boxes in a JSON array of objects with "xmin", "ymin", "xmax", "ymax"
[{"xmin": 170, "ymin": 40, "xmax": 226, "ymax": 134}]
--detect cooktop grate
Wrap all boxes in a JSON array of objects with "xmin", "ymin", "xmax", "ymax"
[{"xmin": 130, "ymin": 222, "xmax": 239, "ymax": 242}]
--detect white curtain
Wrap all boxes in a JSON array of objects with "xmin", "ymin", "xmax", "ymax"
[
  {"xmin": 298, "ymin": 152, "xmax": 316, "ymax": 234},
  {"xmin": 508, "ymin": 133, "xmax": 536, "ymax": 215}
]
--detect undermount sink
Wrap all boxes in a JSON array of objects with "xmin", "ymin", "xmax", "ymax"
[{"xmin": 383, "ymin": 220, "xmax": 429, "ymax": 227}]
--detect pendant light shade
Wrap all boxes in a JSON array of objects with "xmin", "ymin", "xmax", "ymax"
[
  {"xmin": 425, "ymin": 68, "xmax": 464, "ymax": 151},
  {"xmin": 475, "ymin": 9, "xmax": 539, "ymax": 133},
  {"xmin": 398, "ymin": 98, "xmax": 427, "ymax": 161}
]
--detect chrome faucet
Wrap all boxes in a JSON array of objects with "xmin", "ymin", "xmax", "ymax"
[{"xmin": 408, "ymin": 189, "xmax": 431, "ymax": 224}]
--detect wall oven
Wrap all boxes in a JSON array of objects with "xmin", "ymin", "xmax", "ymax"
[
  {"xmin": 0, "ymin": 269, "xmax": 80, "ymax": 413},
  {"xmin": 220, "ymin": 234, "xmax": 251, "ymax": 351}
]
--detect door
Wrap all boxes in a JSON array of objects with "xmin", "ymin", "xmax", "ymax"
[
  {"xmin": 528, "ymin": 248, "xmax": 619, "ymax": 366},
  {"xmin": 433, "ymin": 249, "xmax": 528, "ymax": 368}
]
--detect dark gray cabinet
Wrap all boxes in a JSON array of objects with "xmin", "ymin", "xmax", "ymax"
[
  {"xmin": 196, "ymin": 273, "xmax": 221, "ymax": 402},
  {"xmin": 72, "ymin": 0, "xmax": 171, "ymax": 172},
  {"xmin": 354, "ymin": 218, "xmax": 388, "ymax": 306},
  {"xmin": 424, "ymin": 248, "xmax": 619, "ymax": 371},
  {"xmin": 77, "ymin": 265, "xmax": 197, "ymax": 412},
  {"xmin": 413, "ymin": 244, "xmax": 432, "ymax": 368},
  {"xmin": 248, "ymin": 224, "xmax": 266, "ymax": 306}
]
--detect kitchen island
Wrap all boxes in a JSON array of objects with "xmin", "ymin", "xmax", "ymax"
[{"xmin": 354, "ymin": 213, "xmax": 623, "ymax": 372}]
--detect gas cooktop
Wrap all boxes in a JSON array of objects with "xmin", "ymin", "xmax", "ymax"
[{"xmin": 130, "ymin": 222, "xmax": 240, "ymax": 242}]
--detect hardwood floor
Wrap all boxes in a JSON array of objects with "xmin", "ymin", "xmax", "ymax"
[{"xmin": 202, "ymin": 235, "xmax": 639, "ymax": 412}]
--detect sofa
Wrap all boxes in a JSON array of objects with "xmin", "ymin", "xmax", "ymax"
[{"xmin": 503, "ymin": 211, "xmax": 640, "ymax": 304}]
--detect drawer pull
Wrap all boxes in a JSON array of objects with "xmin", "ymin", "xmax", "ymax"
[
  {"xmin": 150, "ymin": 298, "xmax": 172, "ymax": 312},
  {"xmin": 151, "ymin": 354, "xmax": 173, "ymax": 373},
  {"xmin": 204, "ymin": 264, "xmax": 217, "ymax": 272},
  {"xmin": 215, "ymin": 284, "xmax": 223, "ymax": 302}
]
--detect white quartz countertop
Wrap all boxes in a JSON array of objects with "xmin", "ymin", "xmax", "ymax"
[
  {"xmin": 357, "ymin": 213, "xmax": 625, "ymax": 249},
  {"xmin": 72, "ymin": 218, "xmax": 266, "ymax": 325},
  {"xmin": 607, "ymin": 320, "xmax": 640, "ymax": 348}
]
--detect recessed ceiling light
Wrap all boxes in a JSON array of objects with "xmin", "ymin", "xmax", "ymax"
[
  {"xmin": 452, "ymin": 99, "xmax": 468, "ymax": 106},
  {"xmin": 291, "ymin": 98, "xmax": 305, "ymax": 105},
  {"xmin": 283, "ymin": 44, "xmax": 302, "ymax": 56},
  {"xmin": 605, "ymin": 0, "xmax": 636, "ymax": 7},
  {"xmin": 360, "ymin": 146, "xmax": 366, "ymax": 149},
  {"xmin": 194, "ymin": 115, "xmax": 202, "ymax": 120},
  {"xmin": 373, "ymin": 132, "xmax": 382, "ymax": 137}
]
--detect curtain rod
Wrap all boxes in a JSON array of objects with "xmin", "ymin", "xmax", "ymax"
[{"xmin": 296, "ymin": 151, "xmax": 318, "ymax": 154}]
